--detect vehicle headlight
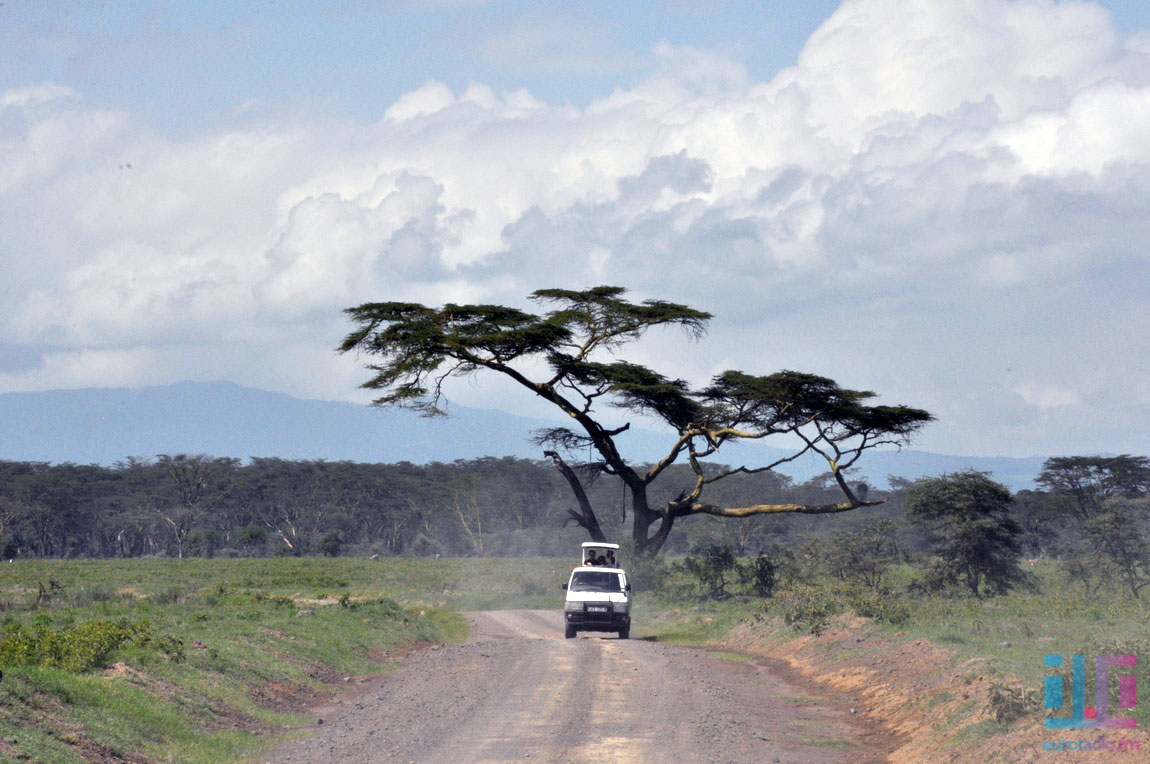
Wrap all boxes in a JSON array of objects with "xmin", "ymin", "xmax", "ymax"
[
  {"xmin": 564, "ymin": 601, "xmax": 582, "ymax": 612},
  {"xmin": 612, "ymin": 601, "xmax": 629, "ymax": 613}
]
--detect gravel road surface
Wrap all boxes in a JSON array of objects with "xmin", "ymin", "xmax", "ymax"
[{"xmin": 267, "ymin": 610, "xmax": 888, "ymax": 764}]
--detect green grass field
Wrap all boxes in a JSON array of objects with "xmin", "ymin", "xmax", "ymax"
[
  {"xmin": 0, "ymin": 558, "xmax": 481, "ymax": 764},
  {"xmin": 1, "ymin": 557, "xmax": 1145, "ymax": 762},
  {"xmin": 641, "ymin": 561, "xmax": 1148, "ymax": 718}
]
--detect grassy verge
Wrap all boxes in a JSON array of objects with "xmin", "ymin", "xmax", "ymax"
[
  {"xmin": 0, "ymin": 559, "xmax": 476, "ymax": 764},
  {"xmin": 633, "ymin": 562, "xmax": 1146, "ymax": 715},
  {"xmin": 631, "ymin": 560, "xmax": 1149, "ymax": 762}
]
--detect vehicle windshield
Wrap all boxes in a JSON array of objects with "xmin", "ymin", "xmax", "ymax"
[{"xmin": 569, "ymin": 571, "xmax": 623, "ymax": 593}]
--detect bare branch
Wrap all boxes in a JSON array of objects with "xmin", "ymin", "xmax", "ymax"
[
  {"xmin": 701, "ymin": 440, "xmax": 818, "ymax": 485},
  {"xmin": 677, "ymin": 497, "xmax": 887, "ymax": 519},
  {"xmin": 642, "ymin": 430, "xmax": 695, "ymax": 484}
]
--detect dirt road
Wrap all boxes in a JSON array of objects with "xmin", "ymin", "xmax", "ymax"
[{"xmin": 268, "ymin": 610, "xmax": 889, "ymax": 764}]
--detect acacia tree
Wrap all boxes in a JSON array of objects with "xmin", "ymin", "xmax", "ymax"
[
  {"xmin": 906, "ymin": 471, "xmax": 1034, "ymax": 597},
  {"xmin": 340, "ymin": 286, "xmax": 933, "ymax": 556},
  {"xmin": 1036, "ymin": 455, "xmax": 1150, "ymax": 520},
  {"xmin": 1079, "ymin": 501, "xmax": 1150, "ymax": 598},
  {"xmin": 152, "ymin": 454, "xmax": 238, "ymax": 558}
]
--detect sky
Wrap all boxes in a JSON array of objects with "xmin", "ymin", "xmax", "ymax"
[{"xmin": 1, "ymin": 0, "xmax": 1149, "ymax": 459}]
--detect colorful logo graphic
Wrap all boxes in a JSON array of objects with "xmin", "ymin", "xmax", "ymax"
[{"xmin": 1044, "ymin": 654, "xmax": 1138, "ymax": 730}]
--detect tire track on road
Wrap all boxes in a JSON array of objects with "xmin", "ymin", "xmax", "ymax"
[{"xmin": 267, "ymin": 610, "xmax": 888, "ymax": 764}]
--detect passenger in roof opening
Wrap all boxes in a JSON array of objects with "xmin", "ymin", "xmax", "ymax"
[{"xmin": 605, "ymin": 550, "xmax": 616, "ymax": 567}]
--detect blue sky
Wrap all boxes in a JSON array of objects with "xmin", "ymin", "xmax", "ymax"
[
  {"xmin": 2, "ymin": 0, "xmax": 1149, "ymax": 459},
  {"xmin": 14, "ymin": 0, "xmax": 1146, "ymax": 129},
  {"xmin": 4, "ymin": 2, "xmax": 850, "ymax": 130}
]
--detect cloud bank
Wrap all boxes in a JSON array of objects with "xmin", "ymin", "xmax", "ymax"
[{"xmin": 1, "ymin": 0, "xmax": 1148, "ymax": 457}]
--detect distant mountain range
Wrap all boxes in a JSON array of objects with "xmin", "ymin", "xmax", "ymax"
[{"xmin": 0, "ymin": 381, "xmax": 1048, "ymax": 490}]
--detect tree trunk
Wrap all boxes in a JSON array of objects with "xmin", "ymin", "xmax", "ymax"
[
  {"xmin": 629, "ymin": 483, "xmax": 675, "ymax": 557},
  {"xmin": 544, "ymin": 451, "xmax": 607, "ymax": 542}
]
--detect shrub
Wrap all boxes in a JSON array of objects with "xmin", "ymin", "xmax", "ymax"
[
  {"xmin": 738, "ymin": 553, "xmax": 778, "ymax": 597},
  {"xmin": 761, "ymin": 579, "xmax": 913, "ymax": 632},
  {"xmin": 987, "ymin": 679, "xmax": 1040, "ymax": 725},
  {"xmin": 230, "ymin": 525, "xmax": 268, "ymax": 554},
  {"xmin": 823, "ymin": 520, "xmax": 903, "ymax": 589},
  {"xmin": 185, "ymin": 529, "xmax": 222, "ymax": 558},
  {"xmin": 770, "ymin": 585, "xmax": 844, "ymax": 634},
  {"xmin": 617, "ymin": 542, "xmax": 672, "ymax": 594},
  {"xmin": 364, "ymin": 597, "xmax": 404, "ymax": 620},
  {"xmin": 843, "ymin": 587, "xmax": 911, "ymax": 625},
  {"xmin": 0, "ymin": 618, "xmax": 164, "ymax": 672},
  {"xmin": 320, "ymin": 530, "xmax": 344, "ymax": 558},
  {"xmin": 151, "ymin": 586, "xmax": 188, "ymax": 605},
  {"xmin": 71, "ymin": 584, "xmax": 116, "ymax": 607},
  {"xmin": 682, "ymin": 543, "xmax": 739, "ymax": 599},
  {"xmin": 740, "ymin": 545, "xmax": 801, "ymax": 597}
]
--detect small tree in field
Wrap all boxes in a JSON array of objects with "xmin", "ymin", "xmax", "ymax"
[
  {"xmin": 1079, "ymin": 501, "xmax": 1150, "ymax": 598},
  {"xmin": 683, "ymin": 542, "xmax": 739, "ymax": 599},
  {"xmin": 906, "ymin": 471, "xmax": 1034, "ymax": 598},
  {"xmin": 823, "ymin": 519, "xmax": 902, "ymax": 589},
  {"xmin": 340, "ymin": 286, "xmax": 932, "ymax": 556}
]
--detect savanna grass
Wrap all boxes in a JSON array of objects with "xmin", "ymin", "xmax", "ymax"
[
  {"xmin": 637, "ymin": 560, "xmax": 1149, "ymax": 730},
  {"xmin": 0, "ymin": 558, "xmax": 476, "ymax": 764}
]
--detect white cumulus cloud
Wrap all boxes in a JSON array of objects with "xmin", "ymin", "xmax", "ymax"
[{"xmin": 1, "ymin": 0, "xmax": 1148, "ymax": 458}]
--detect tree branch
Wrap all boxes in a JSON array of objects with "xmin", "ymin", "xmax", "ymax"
[
  {"xmin": 700, "ymin": 439, "xmax": 818, "ymax": 485},
  {"xmin": 678, "ymin": 497, "xmax": 887, "ymax": 518},
  {"xmin": 544, "ymin": 450, "xmax": 607, "ymax": 542}
]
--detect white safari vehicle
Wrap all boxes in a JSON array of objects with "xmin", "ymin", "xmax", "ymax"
[{"xmin": 561, "ymin": 542, "xmax": 631, "ymax": 639}]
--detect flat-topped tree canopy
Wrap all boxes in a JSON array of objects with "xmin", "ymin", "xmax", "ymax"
[{"xmin": 340, "ymin": 286, "xmax": 933, "ymax": 555}]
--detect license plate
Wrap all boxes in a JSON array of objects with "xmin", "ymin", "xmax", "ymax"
[{"xmin": 588, "ymin": 606, "xmax": 608, "ymax": 612}]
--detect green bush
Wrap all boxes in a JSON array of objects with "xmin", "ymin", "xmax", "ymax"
[
  {"xmin": 362, "ymin": 597, "xmax": 405, "ymax": 621},
  {"xmin": 770, "ymin": 585, "xmax": 844, "ymax": 634},
  {"xmin": 71, "ymin": 584, "xmax": 117, "ymax": 606},
  {"xmin": 682, "ymin": 543, "xmax": 739, "ymax": 599},
  {"xmin": 762, "ymin": 580, "xmax": 913, "ymax": 633},
  {"xmin": 843, "ymin": 587, "xmax": 911, "ymax": 625},
  {"xmin": 738, "ymin": 553, "xmax": 778, "ymax": 597},
  {"xmin": 618, "ymin": 542, "xmax": 672, "ymax": 594},
  {"xmin": 245, "ymin": 589, "xmax": 294, "ymax": 608},
  {"xmin": 320, "ymin": 529, "xmax": 344, "ymax": 557},
  {"xmin": 0, "ymin": 618, "xmax": 170, "ymax": 672},
  {"xmin": 151, "ymin": 586, "xmax": 188, "ymax": 605},
  {"xmin": 820, "ymin": 520, "xmax": 903, "ymax": 589}
]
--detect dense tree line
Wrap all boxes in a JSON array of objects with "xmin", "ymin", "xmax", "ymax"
[
  {"xmin": 0, "ymin": 455, "xmax": 837, "ymax": 559},
  {"xmin": 1, "ymin": 455, "xmax": 1147, "ymax": 591},
  {"xmin": 0, "ymin": 455, "xmax": 577, "ymax": 559},
  {"xmin": 673, "ymin": 457, "xmax": 1150, "ymax": 605}
]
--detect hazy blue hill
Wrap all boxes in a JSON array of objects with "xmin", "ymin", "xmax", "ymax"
[
  {"xmin": 0, "ymin": 381, "xmax": 1046, "ymax": 489},
  {"xmin": 0, "ymin": 381, "xmax": 570, "ymax": 466}
]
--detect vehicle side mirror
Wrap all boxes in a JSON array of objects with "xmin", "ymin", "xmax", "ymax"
[
  {"xmin": 561, "ymin": 583, "xmax": 567, "ymax": 590},
  {"xmin": 625, "ymin": 583, "xmax": 632, "ymax": 591}
]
